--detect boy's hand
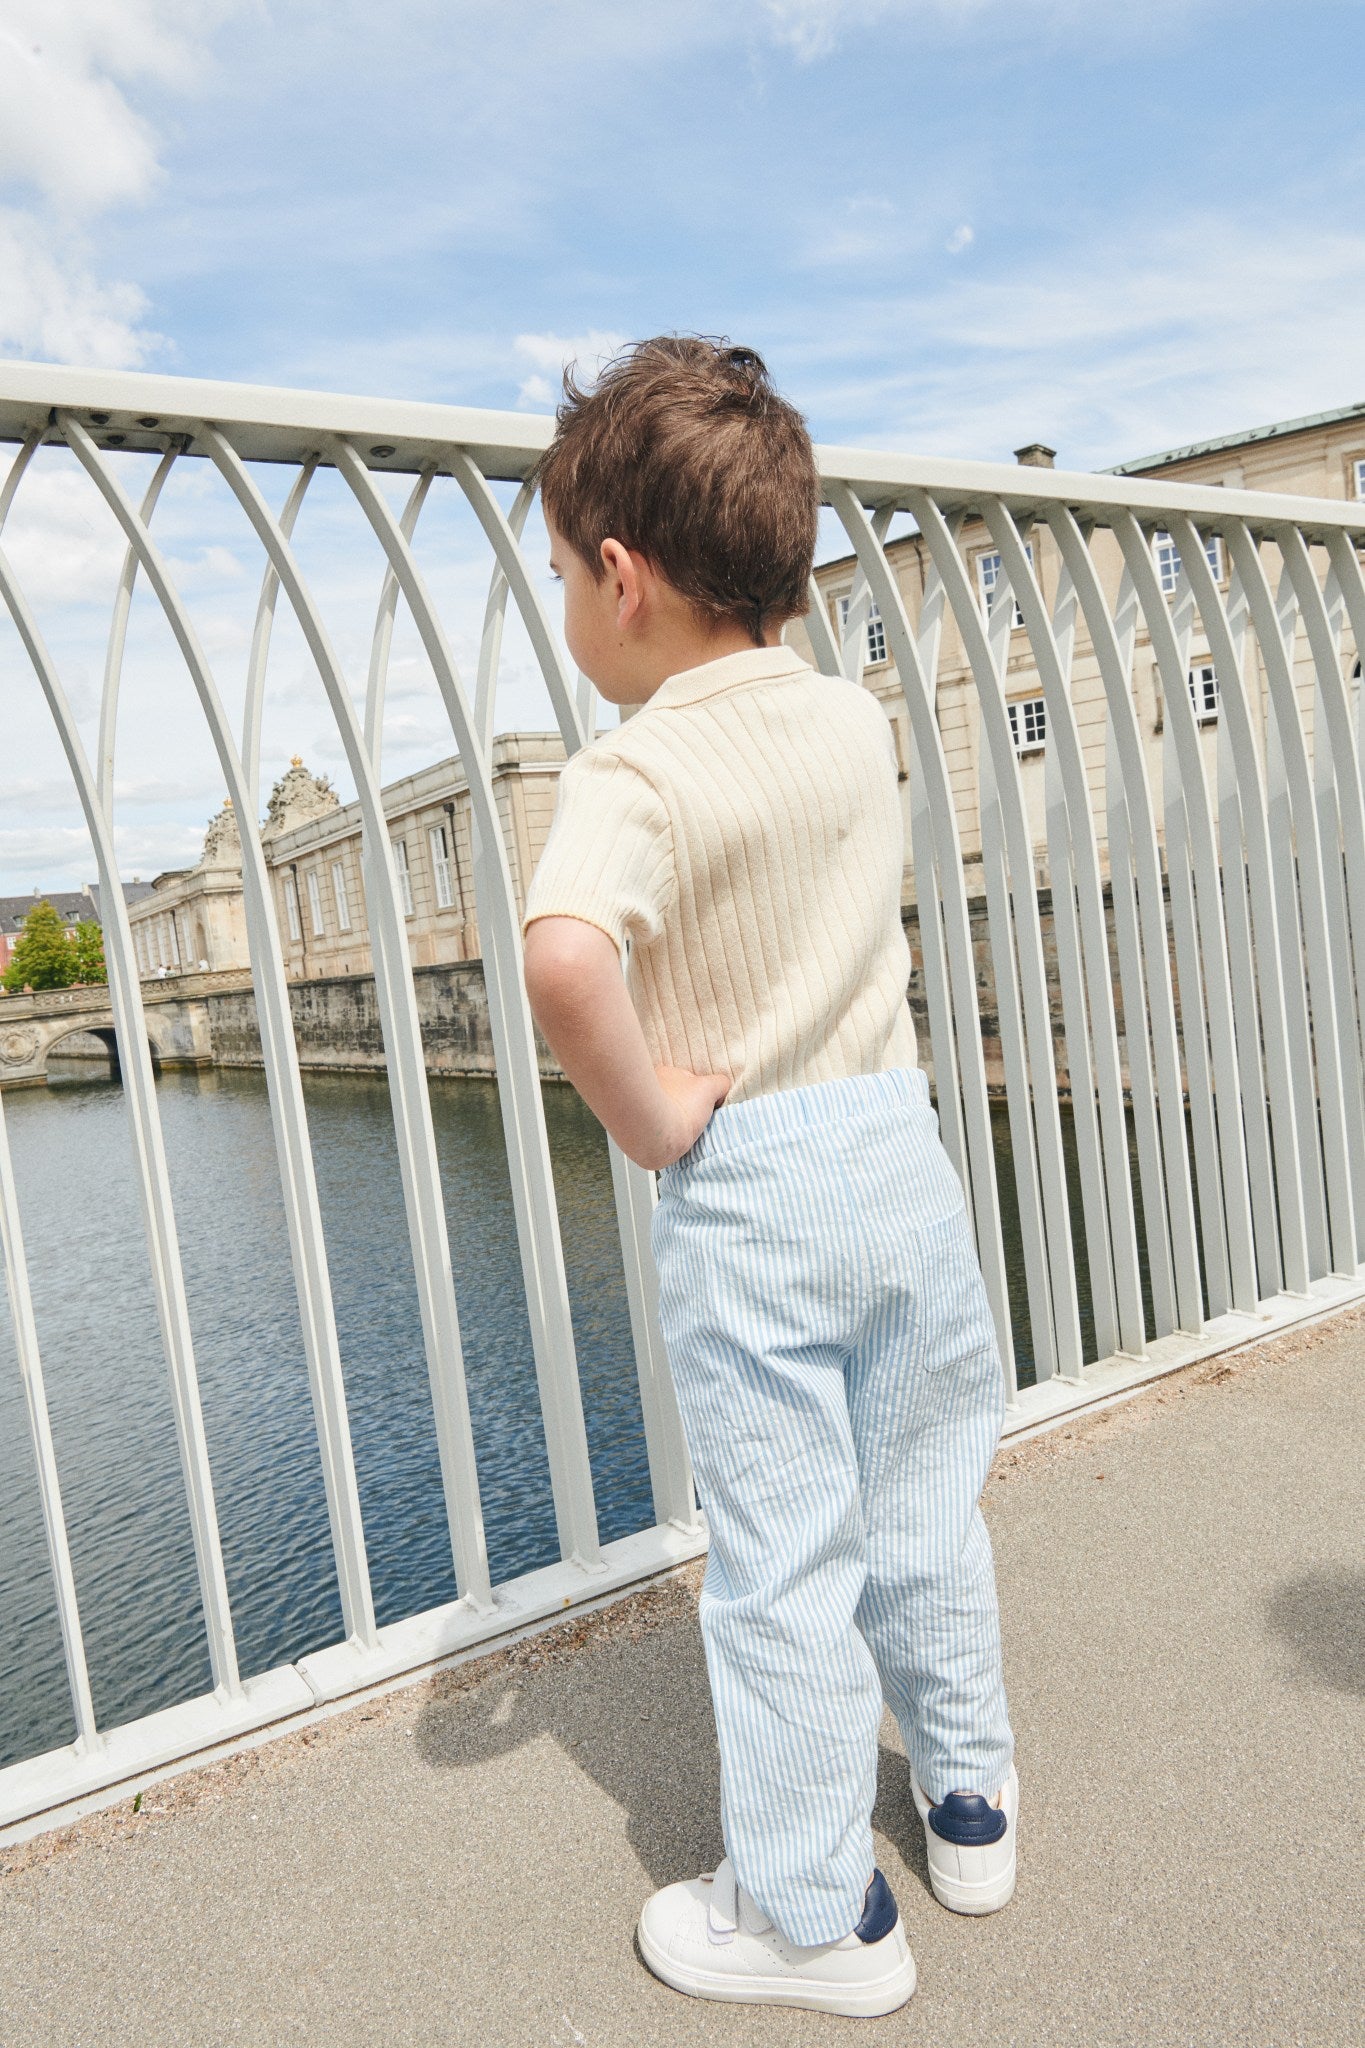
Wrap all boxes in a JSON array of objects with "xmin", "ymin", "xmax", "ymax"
[
  {"xmin": 523, "ymin": 914, "xmax": 731, "ymax": 1171},
  {"xmin": 653, "ymin": 1063, "xmax": 731, "ymax": 1166}
]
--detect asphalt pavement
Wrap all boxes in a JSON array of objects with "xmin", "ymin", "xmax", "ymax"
[{"xmin": 3, "ymin": 1305, "xmax": 1362, "ymax": 2047}]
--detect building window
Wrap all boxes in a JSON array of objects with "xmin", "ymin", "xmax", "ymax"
[
  {"xmin": 306, "ymin": 869, "xmax": 325, "ymax": 937},
  {"xmin": 284, "ymin": 874, "xmax": 302, "ymax": 942},
  {"xmin": 393, "ymin": 836, "xmax": 414, "ymax": 916},
  {"xmin": 429, "ymin": 823, "xmax": 455, "ymax": 909},
  {"xmin": 1188, "ymin": 662, "xmax": 1220, "ymax": 722},
  {"xmin": 1154, "ymin": 530, "xmax": 1223, "ymax": 596},
  {"xmin": 1007, "ymin": 696, "xmax": 1046, "ymax": 752},
  {"xmin": 332, "ymin": 862, "xmax": 351, "ymax": 932},
  {"xmin": 837, "ymin": 594, "xmax": 888, "ymax": 666},
  {"xmin": 977, "ymin": 545, "xmax": 1032, "ymax": 630}
]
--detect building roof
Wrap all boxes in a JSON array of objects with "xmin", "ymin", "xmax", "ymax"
[
  {"xmin": 1107, "ymin": 400, "xmax": 1365, "ymax": 476},
  {"xmin": 87, "ymin": 879, "xmax": 156, "ymax": 923},
  {"xmin": 0, "ymin": 881, "xmax": 153, "ymax": 933},
  {"xmin": 0, "ymin": 889, "xmax": 94, "ymax": 934}
]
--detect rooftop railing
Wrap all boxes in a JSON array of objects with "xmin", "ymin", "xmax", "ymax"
[{"xmin": 1, "ymin": 364, "xmax": 1363, "ymax": 1835}]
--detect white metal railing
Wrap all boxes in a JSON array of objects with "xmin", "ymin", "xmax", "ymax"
[{"xmin": 1, "ymin": 363, "xmax": 1363, "ymax": 1836}]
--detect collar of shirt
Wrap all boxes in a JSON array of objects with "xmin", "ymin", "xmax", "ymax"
[{"xmin": 643, "ymin": 642, "xmax": 811, "ymax": 711}]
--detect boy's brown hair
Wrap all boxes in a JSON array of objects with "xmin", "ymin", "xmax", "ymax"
[{"xmin": 534, "ymin": 335, "xmax": 819, "ymax": 647}]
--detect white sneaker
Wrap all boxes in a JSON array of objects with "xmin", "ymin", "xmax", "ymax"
[
  {"xmin": 637, "ymin": 1858, "xmax": 917, "ymax": 2017},
  {"xmin": 910, "ymin": 1762, "xmax": 1019, "ymax": 1915}
]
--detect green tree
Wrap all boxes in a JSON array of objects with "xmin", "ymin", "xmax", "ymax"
[
  {"xmin": 2, "ymin": 901, "xmax": 77, "ymax": 992},
  {"xmin": 71, "ymin": 919, "xmax": 107, "ymax": 985}
]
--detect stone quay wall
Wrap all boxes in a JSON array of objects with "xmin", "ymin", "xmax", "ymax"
[
  {"xmin": 204, "ymin": 959, "xmax": 551, "ymax": 1079},
  {"xmin": 206, "ymin": 889, "xmax": 1172, "ymax": 1101}
]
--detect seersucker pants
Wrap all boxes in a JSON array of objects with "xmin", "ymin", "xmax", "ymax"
[{"xmin": 650, "ymin": 1063, "xmax": 1014, "ymax": 1947}]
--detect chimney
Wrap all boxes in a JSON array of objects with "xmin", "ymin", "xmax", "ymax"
[{"xmin": 1014, "ymin": 442, "xmax": 1056, "ymax": 468}]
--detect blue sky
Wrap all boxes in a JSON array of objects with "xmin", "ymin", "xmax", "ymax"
[{"xmin": 2, "ymin": 0, "xmax": 1364, "ymax": 888}]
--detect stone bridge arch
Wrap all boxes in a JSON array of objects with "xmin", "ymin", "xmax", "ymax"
[{"xmin": 0, "ymin": 985, "xmax": 217, "ymax": 1088}]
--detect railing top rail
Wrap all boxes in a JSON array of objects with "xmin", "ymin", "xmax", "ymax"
[
  {"xmin": 815, "ymin": 446, "xmax": 1365, "ymax": 542},
  {"xmin": 1, "ymin": 361, "xmax": 1363, "ymax": 540}
]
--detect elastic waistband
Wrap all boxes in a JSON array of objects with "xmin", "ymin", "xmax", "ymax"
[{"xmin": 667, "ymin": 1063, "xmax": 927, "ymax": 1174}]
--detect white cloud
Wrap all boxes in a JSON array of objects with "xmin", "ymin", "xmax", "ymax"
[
  {"xmin": 0, "ymin": 210, "xmax": 161, "ymax": 366},
  {"xmin": 513, "ymin": 329, "xmax": 628, "ymax": 408},
  {"xmin": 945, "ymin": 223, "xmax": 974, "ymax": 254},
  {"xmin": 0, "ymin": 466, "xmax": 128, "ymax": 606},
  {"xmin": 762, "ymin": 0, "xmax": 1210, "ymax": 60},
  {"xmin": 0, "ymin": 0, "xmax": 243, "ymax": 367},
  {"xmin": 793, "ymin": 212, "xmax": 1365, "ymax": 467},
  {"xmin": 0, "ymin": 820, "xmax": 205, "ymax": 889}
]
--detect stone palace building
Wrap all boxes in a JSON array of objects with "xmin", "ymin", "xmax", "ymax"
[{"xmin": 128, "ymin": 399, "xmax": 1365, "ymax": 993}]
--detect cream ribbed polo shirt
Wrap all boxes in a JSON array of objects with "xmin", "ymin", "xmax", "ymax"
[{"xmin": 521, "ymin": 643, "xmax": 917, "ymax": 1104}]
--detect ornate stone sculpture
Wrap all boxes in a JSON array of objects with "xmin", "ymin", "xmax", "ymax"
[
  {"xmin": 199, "ymin": 796, "xmax": 242, "ymax": 870},
  {"xmin": 262, "ymin": 757, "xmax": 341, "ymax": 842}
]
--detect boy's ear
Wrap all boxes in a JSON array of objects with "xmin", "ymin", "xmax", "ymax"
[{"xmin": 601, "ymin": 537, "xmax": 646, "ymax": 629}]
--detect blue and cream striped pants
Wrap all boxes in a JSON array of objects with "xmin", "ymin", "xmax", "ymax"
[{"xmin": 650, "ymin": 1063, "xmax": 1014, "ymax": 1947}]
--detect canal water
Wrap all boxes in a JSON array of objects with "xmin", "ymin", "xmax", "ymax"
[{"xmin": 0, "ymin": 1064, "xmax": 1155, "ymax": 1772}]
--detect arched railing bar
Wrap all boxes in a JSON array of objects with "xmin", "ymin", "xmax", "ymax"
[
  {"xmin": 1168, "ymin": 522, "xmax": 1306, "ymax": 1295},
  {"xmin": 985, "ymin": 506, "xmax": 1146, "ymax": 1361},
  {"xmin": 452, "ymin": 456, "xmax": 697, "ymax": 1533},
  {"xmin": 1173, "ymin": 529, "xmax": 1259, "ymax": 1307},
  {"xmin": 982, "ymin": 519, "xmax": 1075, "ymax": 1378},
  {"xmin": 331, "ymin": 435, "xmax": 603, "ymax": 1572},
  {"xmin": 0, "ymin": 524, "xmax": 241, "ymax": 1696},
  {"xmin": 836, "ymin": 499, "xmax": 980, "ymax": 1235},
  {"xmin": 824, "ymin": 483, "xmax": 1016, "ymax": 1396},
  {"xmin": 473, "ymin": 476, "xmax": 535, "ymax": 759},
  {"xmin": 1261, "ymin": 554, "xmax": 1331, "ymax": 1272},
  {"xmin": 1220, "ymin": 521, "xmax": 1356, "ymax": 1275},
  {"xmin": 1037, "ymin": 550, "xmax": 1117, "ymax": 1356},
  {"xmin": 198, "ymin": 426, "xmax": 495, "ymax": 1609},
  {"xmin": 447, "ymin": 452, "xmax": 584, "ymax": 755},
  {"xmin": 1278, "ymin": 527, "xmax": 1365, "ymax": 1249},
  {"xmin": 907, "ymin": 510, "xmax": 977, "ymax": 1218},
  {"xmin": 365, "ymin": 465, "xmax": 437, "ymax": 774},
  {"xmin": 1125, "ymin": 547, "xmax": 1229, "ymax": 1320},
  {"xmin": 1016, "ymin": 534, "xmax": 1115, "ymax": 1357},
  {"xmin": 574, "ymin": 670, "xmax": 598, "ymax": 740},
  {"xmin": 99, "ymin": 447, "xmax": 179, "ymax": 817},
  {"xmin": 837, "ymin": 509, "xmax": 893, "ymax": 686},
  {"xmin": 60, "ymin": 415, "xmax": 382, "ymax": 1648},
  {"xmin": 1047, "ymin": 515, "xmax": 1196, "ymax": 1336},
  {"xmin": 801, "ymin": 572, "xmax": 846, "ymax": 679},
  {"xmin": 0, "ymin": 1076, "xmax": 99, "ymax": 1749},
  {"xmin": 445, "ymin": 450, "xmax": 661, "ymax": 1547},
  {"xmin": 0, "ymin": 425, "xmax": 103, "ymax": 1745},
  {"xmin": 1113, "ymin": 512, "xmax": 1258, "ymax": 1312},
  {"xmin": 1223, "ymin": 551, "xmax": 1313, "ymax": 1290},
  {"xmin": 1100, "ymin": 553, "xmax": 1182, "ymax": 1337},
  {"xmin": 908, "ymin": 491, "xmax": 1083, "ymax": 1382},
  {"xmin": 1239, "ymin": 541, "xmax": 1325, "ymax": 1284},
  {"xmin": 908, "ymin": 505, "xmax": 994, "ymax": 1253},
  {"xmin": 0, "ymin": 429, "xmax": 45, "ymax": 523},
  {"xmin": 243, "ymin": 458, "xmax": 318, "ymax": 804},
  {"xmin": 1323, "ymin": 535, "xmax": 1365, "ymax": 774}
]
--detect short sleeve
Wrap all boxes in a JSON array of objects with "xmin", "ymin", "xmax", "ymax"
[{"xmin": 521, "ymin": 744, "xmax": 676, "ymax": 957}]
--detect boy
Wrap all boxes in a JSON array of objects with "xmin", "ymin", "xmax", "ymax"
[{"xmin": 520, "ymin": 337, "xmax": 1016, "ymax": 2019}]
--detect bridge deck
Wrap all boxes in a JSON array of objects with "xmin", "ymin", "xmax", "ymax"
[{"xmin": 2, "ymin": 1306, "xmax": 1361, "ymax": 2047}]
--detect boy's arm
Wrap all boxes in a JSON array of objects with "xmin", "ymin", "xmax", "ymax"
[{"xmin": 523, "ymin": 915, "xmax": 728, "ymax": 1171}]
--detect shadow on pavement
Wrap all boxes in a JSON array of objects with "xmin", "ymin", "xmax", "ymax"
[
  {"xmin": 1265, "ymin": 1568, "xmax": 1365, "ymax": 1697},
  {"xmin": 412, "ymin": 1611, "xmax": 938, "ymax": 1902}
]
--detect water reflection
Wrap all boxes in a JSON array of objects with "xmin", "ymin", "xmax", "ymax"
[
  {"xmin": 0, "ymin": 1060, "xmax": 1164, "ymax": 1770},
  {"xmin": 0, "ymin": 1066, "xmax": 649, "ymax": 1768}
]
